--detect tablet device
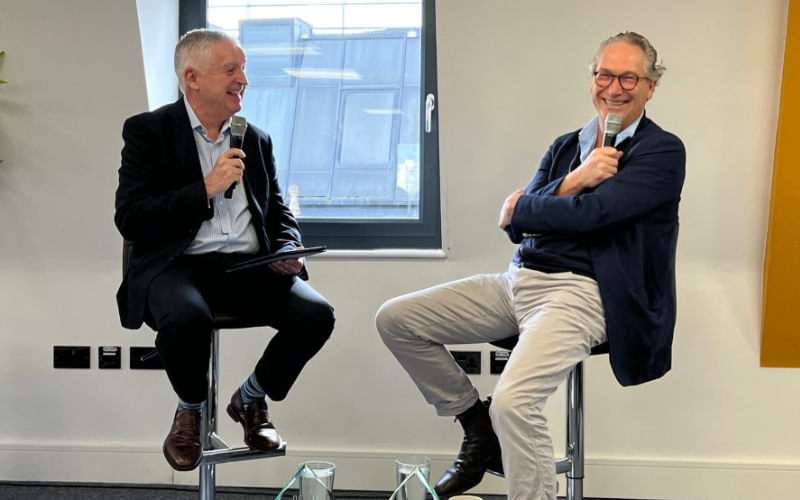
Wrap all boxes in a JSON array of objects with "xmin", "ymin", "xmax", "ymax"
[{"xmin": 226, "ymin": 246, "xmax": 327, "ymax": 273}]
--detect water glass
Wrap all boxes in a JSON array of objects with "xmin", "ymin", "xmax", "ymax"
[
  {"xmin": 298, "ymin": 461, "xmax": 336, "ymax": 500},
  {"xmin": 395, "ymin": 456, "xmax": 431, "ymax": 500}
]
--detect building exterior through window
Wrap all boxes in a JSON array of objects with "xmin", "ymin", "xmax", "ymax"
[{"xmin": 211, "ymin": 2, "xmax": 423, "ymax": 220}]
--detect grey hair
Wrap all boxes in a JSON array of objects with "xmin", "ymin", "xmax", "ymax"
[
  {"xmin": 589, "ymin": 32, "xmax": 666, "ymax": 84},
  {"xmin": 174, "ymin": 29, "xmax": 241, "ymax": 91}
]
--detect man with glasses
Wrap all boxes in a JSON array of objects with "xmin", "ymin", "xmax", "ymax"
[{"xmin": 376, "ymin": 32, "xmax": 685, "ymax": 500}]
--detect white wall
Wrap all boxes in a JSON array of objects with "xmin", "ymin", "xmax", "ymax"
[
  {"xmin": 0, "ymin": 0, "xmax": 798, "ymax": 499},
  {"xmin": 136, "ymin": 0, "xmax": 179, "ymax": 110}
]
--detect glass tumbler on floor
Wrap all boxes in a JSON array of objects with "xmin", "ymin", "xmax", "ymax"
[
  {"xmin": 395, "ymin": 456, "xmax": 431, "ymax": 500},
  {"xmin": 298, "ymin": 461, "xmax": 336, "ymax": 500}
]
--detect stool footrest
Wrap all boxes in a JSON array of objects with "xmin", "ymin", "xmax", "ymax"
[
  {"xmin": 201, "ymin": 443, "xmax": 286, "ymax": 466},
  {"xmin": 485, "ymin": 456, "xmax": 573, "ymax": 479}
]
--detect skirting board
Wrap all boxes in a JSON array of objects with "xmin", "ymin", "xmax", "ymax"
[{"xmin": 1, "ymin": 445, "xmax": 799, "ymax": 500}]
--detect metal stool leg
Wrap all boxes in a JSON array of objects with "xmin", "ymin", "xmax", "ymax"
[
  {"xmin": 199, "ymin": 329, "xmax": 221, "ymax": 500},
  {"xmin": 565, "ymin": 361, "xmax": 585, "ymax": 500}
]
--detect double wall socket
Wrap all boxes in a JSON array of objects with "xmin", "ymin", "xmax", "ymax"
[
  {"xmin": 450, "ymin": 350, "xmax": 481, "ymax": 374},
  {"xmin": 53, "ymin": 346, "xmax": 91, "ymax": 369}
]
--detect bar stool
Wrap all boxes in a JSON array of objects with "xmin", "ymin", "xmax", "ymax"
[
  {"xmin": 137, "ymin": 315, "xmax": 286, "ymax": 500},
  {"xmin": 197, "ymin": 315, "xmax": 286, "ymax": 500},
  {"xmin": 487, "ymin": 337, "xmax": 609, "ymax": 500}
]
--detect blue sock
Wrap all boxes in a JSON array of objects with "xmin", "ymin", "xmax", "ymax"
[
  {"xmin": 177, "ymin": 399, "xmax": 203, "ymax": 411},
  {"xmin": 239, "ymin": 373, "xmax": 266, "ymax": 406}
]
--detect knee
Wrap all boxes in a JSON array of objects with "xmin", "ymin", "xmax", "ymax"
[
  {"xmin": 375, "ymin": 296, "xmax": 411, "ymax": 341},
  {"xmin": 488, "ymin": 388, "xmax": 538, "ymax": 429},
  {"xmin": 488, "ymin": 390, "xmax": 512, "ymax": 425},
  {"xmin": 304, "ymin": 302, "xmax": 336, "ymax": 344}
]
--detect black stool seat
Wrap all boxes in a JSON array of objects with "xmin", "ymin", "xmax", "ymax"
[
  {"xmin": 211, "ymin": 313, "xmax": 266, "ymax": 331},
  {"xmin": 489, "ymin": 335, "xmax": 609, "ymax": 356}
]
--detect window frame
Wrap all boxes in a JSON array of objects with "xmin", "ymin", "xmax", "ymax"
[{"xmin": 179, "ymin": 0, "xmax": 441, "ymax": 250}]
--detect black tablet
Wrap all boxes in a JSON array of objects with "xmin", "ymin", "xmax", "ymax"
[{"xmin": 226, "ymin": 246, "xmax": 327, "ymax": 273}]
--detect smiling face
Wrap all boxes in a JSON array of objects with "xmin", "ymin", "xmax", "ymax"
[
  {"xmin": 590, "ymin": 41, "xmax": 655, "ymax": 133},
  {"xmin": 184, "ymin": 41, "xmax": 248, "ymax": 131}
]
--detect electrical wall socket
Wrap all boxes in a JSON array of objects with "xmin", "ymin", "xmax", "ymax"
[
  {"xmin": 450, "ymin": 350, "xmax": 481, "ymax": 374},
  {"xmin": 53, "ymin": 346, "xmax": 91, "ymax": 369},
  {"xmin": 130, "ymin": 347, "xmax": 164, "ymax": 370}
]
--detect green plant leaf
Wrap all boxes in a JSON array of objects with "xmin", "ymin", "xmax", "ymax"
[{"xmin": 0, "ymin": 80, "xmax": 6, "ymax": 85}]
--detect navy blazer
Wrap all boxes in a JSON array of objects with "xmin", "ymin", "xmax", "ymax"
[
  {"xmin": 507, "ymin": 115, "xmax": 686, "ymax": 386},
  {"xmin": 114, "ymin": 98, "xmax": 304, "ymax": 330}
]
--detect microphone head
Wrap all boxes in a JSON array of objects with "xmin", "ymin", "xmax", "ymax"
[
  {"xmin": 604, "ymin": 113, "xmax": 622, "ymax": 136},
  {"xmin": 230, "ymin": 115, "xmax": 247, "ymax": 138}
]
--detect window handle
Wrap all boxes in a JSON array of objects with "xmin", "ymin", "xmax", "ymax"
[{"xmin": 425, "ymin": 93, "xmax": 436, "ymax": 133}]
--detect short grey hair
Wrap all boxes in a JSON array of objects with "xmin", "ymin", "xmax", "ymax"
[
  {"xmin": 589, "ymin": 32, "xmax": 666, "ymax": 84},
  {"xmin": 174, "ymin": 29, "xmax": 241, "ymax": 91}
]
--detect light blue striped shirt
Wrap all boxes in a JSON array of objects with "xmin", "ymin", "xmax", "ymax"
[
  {"xmin": 578, "ymin": 111, "xmax": 644, "ymax": 163},
  {"xmin": 183, "ymin": 96, "xmax": 260, "ymax": 255}
]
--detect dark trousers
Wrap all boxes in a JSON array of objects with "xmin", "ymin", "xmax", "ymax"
[{"xmin": 146, "ymin": 253, "xmax": 335, "ymax": 404}]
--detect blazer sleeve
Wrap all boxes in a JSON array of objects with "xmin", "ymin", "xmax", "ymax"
[
  {"xmin": 114, "ymin": 114, "xmax": 213, "ymax": 244},
  {"xmin": 506, "ymin": 132, "xmax": 685, "ymax": 240}
]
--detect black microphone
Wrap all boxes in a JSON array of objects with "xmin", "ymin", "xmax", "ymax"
[
  {"xmin": 225, "ymin": 116, "xmax": 248, "ymax": 199},
  {"xmin": 601, "ymin": 113, "xmax": 622, "ymax": 148}
]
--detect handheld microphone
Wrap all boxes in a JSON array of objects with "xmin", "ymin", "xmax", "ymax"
[
  {"xmin": 601, "ymin": 113, "xmax": 622, "ymax": 148},
  {"xmin": 225, "ymin": 116, "xmax": 248, "ymax": 199}
]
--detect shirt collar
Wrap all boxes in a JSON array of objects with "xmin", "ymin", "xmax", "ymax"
[
  {"xmin": 578, "ymin": 111, "xmax": 644, "ymax": 163},
  {"xmin": 183, "ymin": 95, "xmax": 231, "ymax": 142}
]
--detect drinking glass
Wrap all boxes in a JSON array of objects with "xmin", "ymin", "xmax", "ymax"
[
  {"xmin": 395, "ymin": 456, "xmax": 431, "ymax": 500},
  {"xmin": 298, "ymin": 461, "xmax": 335, "ymax": 500}
]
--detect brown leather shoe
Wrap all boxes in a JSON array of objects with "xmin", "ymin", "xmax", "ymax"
[
  {"xmin": 226, "ymin": 389, "xmax": 282, "ymax": 452},
  {"xmin": 163, "ymin": 409, "xmax": 202, "ymax": 471}
]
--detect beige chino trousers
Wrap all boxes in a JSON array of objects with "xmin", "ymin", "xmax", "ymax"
[{"xmin": 376, "ymin": 265, "xmax": 607, "ymax": 500}]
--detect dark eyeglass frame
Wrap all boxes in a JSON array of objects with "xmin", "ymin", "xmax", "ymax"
[{"xmin": 593, "ymin": 71, "xmax": 649, "ymax": 91}]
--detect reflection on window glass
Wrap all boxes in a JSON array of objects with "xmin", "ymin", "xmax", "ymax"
[{"xmin": 209, "ymin": 0, "xmax": 423, "ymax": 220}]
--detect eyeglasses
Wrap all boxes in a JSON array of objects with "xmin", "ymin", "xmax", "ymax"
[{"xmin": 593, "ymin": 71, "xmax": 649, "ymax": 91}]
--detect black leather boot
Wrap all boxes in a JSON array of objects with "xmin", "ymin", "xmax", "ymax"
[{"xmin": 434, "ymin": 399, "xmax": 502, "ymax": 498}]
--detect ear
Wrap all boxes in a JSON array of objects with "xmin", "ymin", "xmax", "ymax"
[
  {"xmin": 184, "ymin": 68, "xmax": 200, "ymax": 90},
  {"xmin": 645, "ymin": 80, "xmax": 656, "ymax": 101}
]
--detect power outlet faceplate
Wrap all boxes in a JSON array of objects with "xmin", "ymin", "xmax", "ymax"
[
  {"xmin": 53, "ymin": 346, "xmax": 91, "ymax": 369},
  {"xmin": 490, "ymin": 350, "xmax": 510, "ymax": 374},
  {"xmin": 99, "ymin": 346, "xmax": 121, "ymax": 369},
  {"xmin": 450, "ymin": 350, "xmax": 481, "ymax": 374},
  {"xmin": 130, "ymin": 347, "xmax": 164, "ymax": 370}
]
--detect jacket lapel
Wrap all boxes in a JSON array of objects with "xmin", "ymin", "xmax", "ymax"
[
  {"xmin": 240, "ymin": 129, "xmax": 264, "ymax": 220},
  {"xmin": 167, "ymin": 99, "xmax": 203, "ymax": 183}
]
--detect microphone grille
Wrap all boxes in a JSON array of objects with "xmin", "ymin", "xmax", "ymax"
[
  {"xmin": 604, "ymin": 113, "xmax": 622, "ymax": 135},
  {"xmin": 230, "ymin": 116, "xmax": 248, "ymax": 138}
]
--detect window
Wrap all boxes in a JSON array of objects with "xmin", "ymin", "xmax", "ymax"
[{"xmin": 179, "ymin": 0, "xmax": 440, "ymax": 249}]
